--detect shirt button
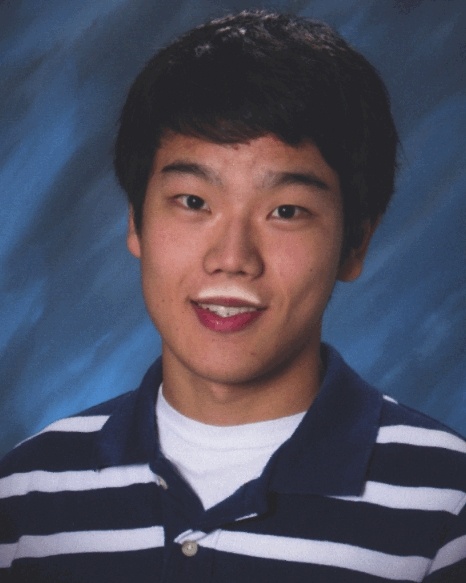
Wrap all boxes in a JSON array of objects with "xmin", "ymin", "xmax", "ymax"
[{"xmin": 181, "ymin": 541, "xmax": 198, "ymax": 557}]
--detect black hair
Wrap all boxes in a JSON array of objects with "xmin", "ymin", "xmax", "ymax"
[{"xmin": 114, "ymin": 10, "xmax": 398, "ymax": 251}]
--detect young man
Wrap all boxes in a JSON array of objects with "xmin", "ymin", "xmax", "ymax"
[{"xmin": 1, "ymin": 10, "xmax": 465, "ymax": 582}]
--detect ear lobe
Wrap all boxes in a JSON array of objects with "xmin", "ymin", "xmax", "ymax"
[
  {"xmin": 337, "ymin": 218, "xmax": 380, "ymax": 282},
  {"xmin": 126, "ymin": 207, "xmax": 142, "ymax": 259}
]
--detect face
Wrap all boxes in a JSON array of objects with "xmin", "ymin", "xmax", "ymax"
[{"xmin": 128, "ymin": 133, "xmax": 367, "ymax": 392}]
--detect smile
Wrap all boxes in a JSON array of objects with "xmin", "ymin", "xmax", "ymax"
[{"xmin": 192, "ymin": 301, "xmax": 264, "ymax": 332}]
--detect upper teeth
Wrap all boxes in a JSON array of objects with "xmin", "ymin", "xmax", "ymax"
[{"xmin": 198, "ymin": 303, "xmax": 258, "ymax": 318}]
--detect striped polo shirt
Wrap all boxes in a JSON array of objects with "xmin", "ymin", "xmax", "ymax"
[{"xmin": 1, "ymin": 345, "xmax": 465, "ymax": 582}]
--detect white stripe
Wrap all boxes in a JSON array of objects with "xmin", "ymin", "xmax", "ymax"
[
  {"xmin": 334, "ymin": 481, "xmax": 465, "ymax": 512},
  {"xmin": 235, "ymin": 513, "xmax": 258, "ymax": 522},
  {"xmin": 0, "ymin": 544, "xmax": 16, "ymax": 568},
  {"xmin": 41, "ymin": 416, "xmax": 110, "ymax": 433},
  {"xmin": 378, "ymin": 425, "xmax": 466, "ymax": 453},
  {"xmin": 197, "ymin": 530, "xmax": 429, "ymax": 580},
  {"xmin": 16, "ymin": 416, "xmax": 110, "ymax": 447},
  {"xmin": 8, "ymin": 527, "xmax": 165, "ymax": 563},
  {"xmin": 383, "ymin": 395, "xmax": 398, "ymax": 404},
  {"xmin": 428, "ymin": 534, "xmax": 466, "ymax": 574},
  {"xmin": 175, "ymin": 530, "xmax": 207, "ymax": 544},
  {"xmin": 0, "ymin": 465, "xmax": 156, "ymax": 499}
]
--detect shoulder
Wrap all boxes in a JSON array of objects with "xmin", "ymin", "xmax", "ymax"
[
  {"xmin": 378, "ymin": 394, "xmax": 466, "ymax": 456},
  {"xmin": 0, "ymin": 391, "xmax": 133, "ymax": 479},
  {"xmin": 0, "ymin": 356, "xmax": 163, "ymax": 483},
  {"xmin": 367, "ymin": 394, "xmax": 466, "ymax": 514}
]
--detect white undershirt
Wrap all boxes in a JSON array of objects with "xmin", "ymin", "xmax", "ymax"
[{"xmin": 156, "ymin": 386, "xmax": 306, "ymax": 510}]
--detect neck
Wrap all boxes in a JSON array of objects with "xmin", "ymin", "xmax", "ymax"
[{"xmin": 161, "ymin": 343, "xmax": 323, "ymax": 426}]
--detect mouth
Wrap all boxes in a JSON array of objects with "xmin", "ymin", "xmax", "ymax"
[{"xmin": 191, "ymin": 299, "xmax": 265, "ymax": 332}]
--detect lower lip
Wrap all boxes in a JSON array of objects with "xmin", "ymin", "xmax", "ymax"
[{"xmin": 192, "ymin": 303, "xmax": 263, "ymax": 333}]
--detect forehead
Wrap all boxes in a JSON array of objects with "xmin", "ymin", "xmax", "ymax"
[{"xmin": 152, "ymin": 132, "xmax": 340, "ymax": 194}]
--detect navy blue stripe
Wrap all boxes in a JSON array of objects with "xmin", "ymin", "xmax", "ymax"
[
  {"xmin": 380, "ymin": 400, "xmax": 465, "ymax": 437},
  {"xmin": 426, "ymin": 558, "xmax": 466, "ymax": 582},
  {"xmin": 229, "ymin": 494, "xmax": 444, "ymax": 557},
  {"xmin": 369, "ymin": 443, "xmax": 466, "ymax": 490},
  {"xmin": 0, "ymin": 484, "xmax": 164, "ymax": 536},
  {"xmin": 0, "ymin": 432, "xmax": 101, "ymax": 474},
  {"xmin": 10, "ymin": 549, "xmax": 164, "ymax": 583}
]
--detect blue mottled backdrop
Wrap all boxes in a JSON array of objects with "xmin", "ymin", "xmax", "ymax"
[{"xmin": 1, "ymin": 0, "xmax": 465, "ymax": 456}]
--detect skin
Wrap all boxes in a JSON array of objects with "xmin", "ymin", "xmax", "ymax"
[{"xmin": 128, "ymin": 132, "xmax": 374, "ymax": 425}]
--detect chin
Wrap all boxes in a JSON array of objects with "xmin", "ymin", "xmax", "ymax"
[
  {"xmin": 191, "ymin": 361, "xmax": 268, "ymax": 387},
  {"xmin": 184, "ymin": 348, "xmax": 300, "ymax": 388},
  {"xmin": 172, "ymin": 356, "xmax": 273, "ymax": 386}
]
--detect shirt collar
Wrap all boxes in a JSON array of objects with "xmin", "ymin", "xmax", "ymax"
[
  {"xmin": 94, "ymin": 344, "xmax": 383, "ymax": 497},
  {"xmin": 267, "ymin": 344, "xmax": 383, "ymax": 496},
  {"xmin": 93, "ymin": 359, "xmax": 163, "ymax": 469}
]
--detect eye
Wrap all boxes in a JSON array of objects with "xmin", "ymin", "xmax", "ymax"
[
  {"xmin": 177, "ymin": 194, "xmax": 208, "ymax": 210},
  {"xmin": 271, "ymin": 205, "xmax": 304, "ymax": 219}
]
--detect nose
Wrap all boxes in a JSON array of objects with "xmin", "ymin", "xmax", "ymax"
[{"xmin": 203, "ymin": 216, "xmax": 264, "ymax": 278}]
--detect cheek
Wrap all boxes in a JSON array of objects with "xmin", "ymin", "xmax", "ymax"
[
  {"xmin": 273, "ymin": 234, "xmax": 341, "ymax": 280},
  {"xmin": 139, "ymin": 222, "xmax": 203, "ymax": 303},
  {"xmin": 142, "ymin": 221, "xmax": 184, "ymax": 266}
]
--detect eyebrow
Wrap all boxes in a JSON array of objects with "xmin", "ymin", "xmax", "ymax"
[
  {"xmin": 266, "ymin": 171, "xmax": 331, "ymax": 192},
  {"xmin": 160, "ymin": 162, "xmax": 331, "ymax": 192},
  {"xmin": 160, "ymin": 161, "xmax": 222, "ymax": 186}
]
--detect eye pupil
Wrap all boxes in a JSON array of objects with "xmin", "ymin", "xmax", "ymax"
[
  {"xmin": 277, "ymin": 205, "xmax": 296, "ymax": 219},
  {"xmin": 187, "ymin": 195, "xmax": 204, "ymax": 209}
]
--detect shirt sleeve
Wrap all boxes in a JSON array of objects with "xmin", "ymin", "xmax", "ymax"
[
  {"xmin": 0, "ymin": 462, "xmax": 19, "ymax": 580},
  {"xmin": 424, "ymin": 494, "xmax": 466, "ymax": 582}
]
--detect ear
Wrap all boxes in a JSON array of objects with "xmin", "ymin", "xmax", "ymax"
[
  {"xmin": 126, "ymin": 206, "xmax": 141, "ymax": 259},
  {"xmin": 337, "ymin": 218, "xmax": 380, "ymax": 282}
]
